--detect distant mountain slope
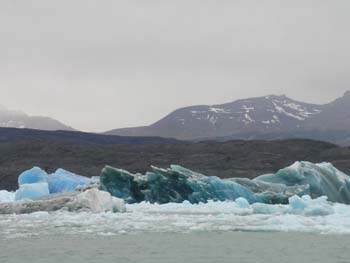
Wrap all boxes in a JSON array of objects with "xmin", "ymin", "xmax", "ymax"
[
  {"xmin": 0, "ymin": 127, "xmax": 179, "ymax": 145},
  {"xmin": 106, "ymin": 92, "xmax": 350, "ymax": 145},
  {"xmin": 0, "ymin": 105, "xmax": 74, "ymax": 131}
]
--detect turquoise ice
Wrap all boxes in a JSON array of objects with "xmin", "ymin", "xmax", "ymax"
[
  {"xmin": 100, "ymin": 162, "xmax": 350, "ymax": 205},
  {"xmin": 255, "ymin": 161, "xmax": 350, "ymax": 204}
]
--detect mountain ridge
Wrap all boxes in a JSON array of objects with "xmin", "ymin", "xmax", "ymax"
[
  {"xmin": 106, "ymin": 91, "xmax": 350, "ymax": 145},
  {"xmin": 0, "ymin": 105, "xmax": 74, "ymax": 131}
]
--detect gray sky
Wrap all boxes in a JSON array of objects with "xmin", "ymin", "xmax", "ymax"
[{"xmin": 0, "ymin": 0, "xmax": 349, "ymax": 132}]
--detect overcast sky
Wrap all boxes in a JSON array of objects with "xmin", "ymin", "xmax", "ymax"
[{"xmin": 0, "ymin": 1, "xmax": 349, "ymax": 132}]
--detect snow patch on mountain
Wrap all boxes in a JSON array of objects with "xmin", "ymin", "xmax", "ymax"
[
  {"xmin": 179, "ymin": 96, "xmax": 322, "ymax": 128},
  {"xmin": 209, "ymin": 107, "xmax": 231, "ymax": 114}
]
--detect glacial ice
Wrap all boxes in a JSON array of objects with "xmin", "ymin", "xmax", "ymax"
[
  {"xmin": 47, "ymin": 169, "xmax": 91, "ymax": 194},
  {"xmin": 255, "ymin": 161, "xmax": 350, "ymax": 204},
  {"xmin": 18, "ymin": 167, "xmax": 47, "ymax": 185},
  {"xmin": 101, "ymin": 162, "xmax": 350, "ymax": 205},
  {"xmin": 1, "ymin": 188, "xmax": 126, "ymax": 214},
  {"xmin": 2, "ymin": 159, "xmax": 350, "ymax": 229},
  {"xmin": 100, "ymin": 165, "xmax": 259, "ymax": 204},
  {"xmin": 74, "ymin": 188, "xmax": 126, "ymax": 213},
  {"xmin": 15, "ymin": 167, "xmax": 91, "ymax": 201},
  {"xmin": 15, "ymin": 183, "xmax": 50, "ymax": 201},
  {"xmin": 0, "ymin": 190, "xmax": 15, "ymax": 203},
  {"xmin": 4, "ymin": 166, "xmax": 126, "ymax": 213},
  {"xmin": 2, "ymin": 193, "xmax": 349, "ymax": 237}
]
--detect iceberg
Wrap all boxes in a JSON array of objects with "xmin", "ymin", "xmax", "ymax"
[
  {"xmin": 0, "ymin": 190, "xmax": 15, "ymax": 203},
  {"xmin": 100, "ymin": 165, "xmax": 259, "ymax": 204},
  {"xmin": 18, "ymin": 167, "xmax": 47, "ymax": 185},
  {"xmin": 230, "ymin": 177, "xmax": 309, "ymax": 204},
  {"xmin": 100, "ymin": 162, "xmax": 350, "ymax": 205},
  {"xmin": 255, "ymin": 161, "xmax": 350, "ymax": 204},
  {"xmin": 15, "ymin": 183, "xmax": 50, "ymax": 201},
  {"xmin": 4, "ymin": 160, "xmax": 350, "ymax": 218},
  {"xmin": 47, "ymin": 169, "xmax": 91, "ymax": 194},
  {"xmin": 74, "ymin": 188, "xmax": 126, "ymax": 213},
  {"xmin": 1, "ymin": 188, "xmax": 126, "ymax": 214},
  {"xmin": 14, "ymin": 167, "xmax": 91, "ymax": 200}
]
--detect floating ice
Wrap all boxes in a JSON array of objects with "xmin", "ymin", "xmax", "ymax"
[
  {"xmin": 100, "ymin": 165, "xmax": 259, "ymax": 204},
  {"xmin": 2, "ymin": 194, "xmax": 348, "ymax": 238},
  {"xmin": 1, "ymin": 188, "xmax": 126, "ymax": 214},
  {"xmin": 235, "ymin": 197, "xmax": 250, "ymax": 209},
  {"xmin": 0, "ymin": 190, "xmax": 15, "ymax": 203},
  {"xmin": 74, "ymin": 188, "xmax": 126, "ymax": 213},
  {"xmin": 101, "ymin": 162, "xmax": 349, "ymax": 205},
  {"xmin": 47, "ymin": 169, "xmax": 91, "ymax": 194},
  {"xmin": 256, "ymin": 161, "xmax": 350, "ymax": 204},
  {"xmin": 100, "ymin": 162, "xmax": 350, "ymax": 205},
  {"xmin": 15, "ymin": 167, "xmax": 91, "ymax": 200},
  {"xmin": 15, "ymin": 183, "xmax": 50, "ymax": 201},
  {"xmin": 18, "ymin": 167, "xmax": 47, "ymax": 185}
]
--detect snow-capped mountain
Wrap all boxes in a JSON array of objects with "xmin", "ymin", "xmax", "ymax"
[
  {"xmin": 106, "ymin": 91, "xmax": 350, "ymax": 143},
  {"xmin": 0, "ymin": 106, "xmax": 74, "ymax": 131}
]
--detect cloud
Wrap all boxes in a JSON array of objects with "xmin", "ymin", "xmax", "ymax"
[{"xmin": 0, "ymin": 0, "xmax": 349, "ymax": 131}]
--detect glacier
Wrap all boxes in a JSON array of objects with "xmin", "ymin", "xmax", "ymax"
[{"xmin": 100, "ymin": 161, "xmax": 350, "ymax": 205}]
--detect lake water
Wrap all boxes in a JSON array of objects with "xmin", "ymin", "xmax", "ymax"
[
  {"xmin": 1, "ymin": 200, "xmax": 350, "ymax": 263},
  {"xmin": 0, "ymin": 232, "xmax": 349, "ymax": 263}
]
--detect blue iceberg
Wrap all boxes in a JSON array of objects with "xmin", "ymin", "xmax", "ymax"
[
  {"xmin": 100, "ymin": 162, "xmax": 350, "ymax": 205},
  {"xmin": 18, "ymin": 167, "xmax": 48, "ymax": 185},
  {"xmin": 12, "ymin": 161, "xmax": 350, "ymax": 205},
  {"xmin": 14, "ymin": 167, "xmax": 91, "ymax": 201},
  {"xmin": 15, "ymin": 183, "xmax": 50, "ymax": 201},
  {"xmin": 47, "ymin": 169, "xmax": 91, "ymax": 194}
]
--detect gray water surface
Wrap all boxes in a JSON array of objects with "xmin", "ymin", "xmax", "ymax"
[{"xmin": 0, "ymin": 232, "xmax": 348, "ymax": 263}]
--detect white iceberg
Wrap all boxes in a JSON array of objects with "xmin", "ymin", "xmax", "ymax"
[
  {"xmin": 0, "ymin": 190, "xmax": 15, "ymax": 203},
  {"xmin": 1, "ymin": 188, "xmax": 125, "ymax": 214}
]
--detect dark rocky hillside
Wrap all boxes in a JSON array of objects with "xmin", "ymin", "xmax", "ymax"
[
  {"xmin": 0, "ymin": 127, "xmax": 179, "ymax": 145},
  {"xmin": 1, "ymin": 138, "xmax": 350, "ymax": 191}
]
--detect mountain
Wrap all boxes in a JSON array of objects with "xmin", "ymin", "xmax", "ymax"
[
  {"xmin": 0, "ymin": 105, "xmax": 74, "ymax": 131},
  {"xmin": 106, "ymin": 91, "xmax": 350, "ymax": 145}
]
